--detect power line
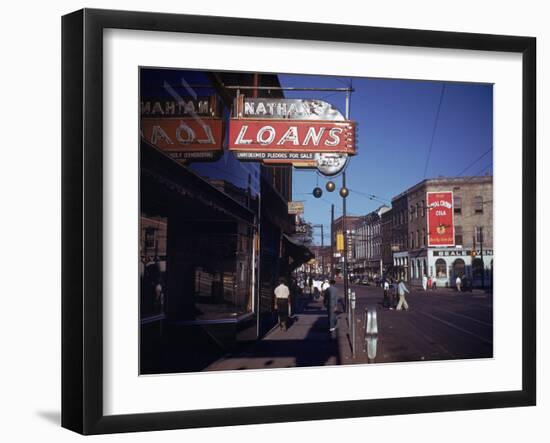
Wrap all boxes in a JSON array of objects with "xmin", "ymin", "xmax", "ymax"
[
  {"xmin": 423, "ymin": 84, "xmax": 446, "ymax": 179},
  {"xmin": 456, "ymin": 147, "xmax": 493, "ymax": 177}
]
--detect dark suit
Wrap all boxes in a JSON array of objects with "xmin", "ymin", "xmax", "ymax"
[{"xmin": 325, "ymin": 286, "xmax": 339, "ymax": 330}]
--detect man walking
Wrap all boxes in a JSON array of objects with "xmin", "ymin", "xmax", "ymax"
[
  {"xmin": 396, "ymin": 279, "xmax": 410, "ymax": 311},
  {"xmin": 274, "ymin": 277, "xmax": 291, "ymax": 331},
  {"xmin": 456, "ymin": 275, "xmax": 462, "ymax": 292},
  {"xmin": 325, "ymin": 279, "xmax": 339, "ymax": 332},
  {"xmin": 382, "ymin": 279, "xmax": 391, "ymax": 309}
]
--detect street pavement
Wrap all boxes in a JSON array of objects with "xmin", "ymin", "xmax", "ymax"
[
  {"xmin": 339, "ymin": 282, "xmax": 493, "ymax": 365},
  {"xmin": 205, "ymin": 283, "xmax": 493, "ymax": 371}
]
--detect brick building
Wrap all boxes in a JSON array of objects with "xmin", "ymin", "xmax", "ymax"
[
  {"xmin": 389, "ymin": 176, "xmax": 493, "ymax": 288},
  {"xmin": 354, "ymin": 205, "xmax": 391, "ymax": 279},
  {"xmin": 331, "ymin": 215, "xmax": 361, "ymax": 276}
]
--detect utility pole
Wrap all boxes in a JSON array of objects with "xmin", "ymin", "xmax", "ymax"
[
  {"xmin": 343, "ymin": 88, "xmax": 351, "ymax": 319},
  {"xmin": 480, "ymin": 226, "xmax": 484, "ymax": 289},
  {"xmin": 331, "ymin": 204, "xmax": 335, "ymax": 280},
  {"xmin": 342, "ymin": 172, "xmax": 348, "ymax": 314},
  {"xmin": 321, "ymin": 224, "xmax": 325, "ymax": 275}
]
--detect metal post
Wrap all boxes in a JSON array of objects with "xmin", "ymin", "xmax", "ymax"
[
  {"xmin": 331, "ymin": 204, "xmax": 335, "ymax": 280},
  {"xmin": 255, "ymin": 192, "xmax": 262, "ymax": 339},
  {"xmin": 321, "ymin": 224, "xmax": 325, "ymax": 275},
  {"xmin": 342, "ymin": 172, "xmax": 348, "ymax": 315},
  {"xmin": 350, "ymin": 290, "xmax": 356, "ymax": 358},
  {"xmin": 480, "ymin": 226, "xmax": 484, "ymax": 289}
]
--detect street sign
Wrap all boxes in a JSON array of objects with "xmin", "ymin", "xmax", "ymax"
[
  {"xmin": 336, "ymin": 233, "xmax": 344, "ymax": 251},
  {"xmin": 288, "ymin": 201, "xmax": 305, "ymax": 215}
]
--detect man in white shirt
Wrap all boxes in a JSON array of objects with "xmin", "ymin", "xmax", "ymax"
[
  {"xmin": 274, "ymin": 278, "xmax": 291, "ymax": 330},
  {"xmin": 456, "ymin": 275, "xmax": 462, "ymax": 292},
  {"xmin": 383, "ymin": 280, "xmax": 391, "ymax": 309},
  {"xmin": 396, "ymin": 279, "xmax": 410, "ymax": 311}
]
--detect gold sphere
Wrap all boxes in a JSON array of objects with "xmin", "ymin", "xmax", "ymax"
[
  {"xmin": 326, "ymin": 181, "xmax": 336, "ymax": 192},
  {"xmin": 339, "ymin": 187, "xmax": 349, "ymax": 198}
]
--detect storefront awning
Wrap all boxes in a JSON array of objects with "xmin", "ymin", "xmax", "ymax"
[
  {"xmin": 141, "ymin": 141, "xmax": 255, "ymax": 225},
  {"xmin": 283, "ymin": 234, "xmax": 314, "ymax": 271}
]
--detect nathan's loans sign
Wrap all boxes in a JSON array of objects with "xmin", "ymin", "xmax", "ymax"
[
  {"xmin": 427, "ymin": 191, "xmax": 455, "ymax": 247},
  {"xmin": 229, "ymin": 97, "xmax": 357, "ymax": 175}
]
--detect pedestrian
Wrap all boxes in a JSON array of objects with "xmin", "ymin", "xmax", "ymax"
[
  {"xmin": 422, "ymin": 274, "xmax": 428, "ymax": 291},
  {"xmin": 383, "ymin": 279, "xmax": 391, "ymax": 309},
  {"xmin": 456, "ymin": 275, "xmax": 462, "ymax": 292},
  {"xmin": 308, "ymin": 275, "xmax": 313, "ymax": 295},
  {"xmin": 396, "ymin": 279, "xmax": 410, "ymax": 311},
  {"xmin": 325, "ymin": 279, "xmax": 340, "ymax": 332},
  {"xmin": 427, "ymin": 275, "xmax": 432, "ymax": 290},
  {"xmin": 321, "ymin": 278, "xmax": 330, "ymax": 307},
  {"xmin": 274, "ymin": 277, "xmax": 291, "ymax": 331}
]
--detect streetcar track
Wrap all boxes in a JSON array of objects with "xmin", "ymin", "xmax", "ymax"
[
  {"xmin": 429, "ymin": 306, "xmax": 492, "ymax": 327},
  {"xmin": 415, "ymin": 310, "xmax": 493, "ymax": 346}
]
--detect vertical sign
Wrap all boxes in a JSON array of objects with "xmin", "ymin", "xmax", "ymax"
[{"xmin": 427, "ymin": 191, "xmax": 455, "ymax": 247}]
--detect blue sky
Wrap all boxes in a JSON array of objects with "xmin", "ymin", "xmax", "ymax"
[{"xmin": 278, "ymin": 74, "xmax": 493, "ymax": 245}]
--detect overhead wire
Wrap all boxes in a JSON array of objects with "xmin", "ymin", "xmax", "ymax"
[{"xmin": 422, "ymin": 84, "xmax": 446, "ymax": 179}]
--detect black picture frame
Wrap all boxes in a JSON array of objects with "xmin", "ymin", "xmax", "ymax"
[{"xmin": 62, "ymin": 8, "xmax": 536, "ymax": 435}]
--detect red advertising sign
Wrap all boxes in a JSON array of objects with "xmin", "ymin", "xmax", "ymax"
[
  {"xmin": 141, "ymin": 118, "xmax": 223, "ymax": 160},
  {"xmin": 427, "ymin": 191, "xmax": 455, "ymax": 247},
  {"xmin": 228, "ymin": 120, "xmax": 356, "ymax": 154}
]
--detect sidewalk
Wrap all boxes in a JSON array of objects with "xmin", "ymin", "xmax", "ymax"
[{"xmin": 205, "ymin": 296, "xmax": 340, "ymax": 371}]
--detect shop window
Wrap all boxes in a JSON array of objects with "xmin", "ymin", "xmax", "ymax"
[
  {"xmin": 453, "ymin": 258, "xmax": 465, "ymax": 279},
  {"xmin": 435, "ymin": 258, "xmax": 447, "ymax": 279},
  {"xmin": 455, "ymin": 225, "xmax": 463, "ymax": 245},
  {"xmin": 454, "ymin": 196, "xmax": 462, "ymax": 214},
  {"xmin": 473, "ymin": 258, "xmax": 484, "ymax": 280},
  {"xmin": 474, "ymin": 196, "xmax": 483, "ymax": 213},
  {"xmin": 475, "ymin": 226, "xmax": 485, "ymax": 243},
  {"xmin": 145, "ymin": 227, "xmax": 156, "ymax": 249}
]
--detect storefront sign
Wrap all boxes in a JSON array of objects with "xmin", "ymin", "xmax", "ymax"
[
  {"xmin": 427, "ymin": 191, "xmax": 455, "ymax": 247},
  {"xmin": 239, "ymin": 98, "xmax": 345, "ymax": 121},
  {"xmin": 141, "ymin": 118, "xmax": 223, "ymax": 160},
  {"xmin": 229, "ymin": 97, "xmax": 357, "ymax": 176},
  {"xmin": 288, "ymin": 201, "xmax": 305, "ymax": 215},
  {"xmin": 141, "ymin": 96, "xmax": 218, "ymax": 117},
  {"xmin": 433, "ymin": 249, "xmax": 493, "ymax": 257},
  {"xmin": 229, "ymin": 120, "xmax": 355, "ymax": 152}
]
